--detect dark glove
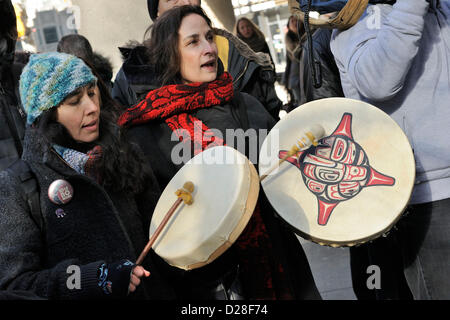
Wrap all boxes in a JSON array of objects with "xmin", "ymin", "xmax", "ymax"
[{"xmin": 97, "ymin": 259, "xmax": 135, "ymax": 297}]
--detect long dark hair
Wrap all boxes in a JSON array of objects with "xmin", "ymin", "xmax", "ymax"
[
  {"xmin": 35, "ymin": 65, "xmax": 152, "ymax": 194},
  {"xmin": 143, "ymin": 5, "xmax": 212, "ymax": 86}
]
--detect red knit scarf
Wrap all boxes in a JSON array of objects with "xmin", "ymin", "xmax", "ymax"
[{"xmin": 118, "ymin": 72, "xmax": 233, "ymax": 152}]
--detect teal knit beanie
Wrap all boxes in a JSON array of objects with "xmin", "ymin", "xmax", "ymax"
[{"xmin": 19, "ymin": 52, "xmax": 97, "ymax": 125}]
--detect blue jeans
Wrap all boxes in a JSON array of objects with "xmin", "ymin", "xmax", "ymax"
[{"xmin": 350, "ymin": 197, "xmax": 450, "ymax": 300}]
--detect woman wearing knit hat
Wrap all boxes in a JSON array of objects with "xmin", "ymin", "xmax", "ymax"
[{"xmin": 0, "ymin": 52, "xmax": 173, "ymax": 299}]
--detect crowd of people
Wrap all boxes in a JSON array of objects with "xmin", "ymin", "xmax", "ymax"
[{"xmin": 0, "ymin": 0, "xmax": 448, "ymax": 301}]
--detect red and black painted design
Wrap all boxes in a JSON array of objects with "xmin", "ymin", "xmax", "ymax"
[{"xmin": 279, "ymin": 113, "xmax": 395, "ymax": 226}]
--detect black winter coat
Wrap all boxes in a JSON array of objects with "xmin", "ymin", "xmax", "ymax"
[
  {"xmin": 0, "ymin": 128, "xmax": 173, "ymax": 300},
  {"xmin": 0, "ymin": 61, "xmax": 26, "ymax": 171},
  {"xmin": 299, "ymin": 28, "xmax": 344, "ymax": 105},
  {"xmin": 125, "ymin": 91, "xmax": 321, "ymax": 300}
]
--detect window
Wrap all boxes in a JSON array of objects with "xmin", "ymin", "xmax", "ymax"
[{"xmin": 43, "ymin": 27, "xmax": 58, "ymax": 44}]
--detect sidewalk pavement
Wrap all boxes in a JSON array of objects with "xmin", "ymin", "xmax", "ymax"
[{"xmin": 298, "ymin": 237, "xmax": 357, "ymax": 300}]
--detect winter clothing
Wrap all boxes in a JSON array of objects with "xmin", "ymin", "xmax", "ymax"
[
  {"xmin": 0, "ymin": 0, "xmax": 26, "ymax": 171},
  {"xmin": 119, "ymin": 72, "xmax": 233, "ymax": 150},
  {"xmin": 330, "ymin": 0, "xmax": 450, "ymax": 299},
  {"xmin": 331, "ymin": 0, "xmax": 450, "ymax": 205},
  {"xmin": 299, "ymin": 28, "xmax": 344, "ymax": 105},
  {"xmin": 235, "ymin": 18, "xmax": 271, "ymax": 56},
  {"xmin": 112, "ymin": 28, "xmax": 282, "ymax": 120},
  {"xmin": 0, "ymin": 127, "xmax": 170, "ymax": 299},
  {"xmin": 0, "ymin": 62, "xmax": 25, "ymax": 171},
  {"xmin": 298, "ymin": 0, "xmax": 397, "ymax": 14},
  {"xmin": 215, "ymin": 28, "xmax": 281, "ymax": 120},
  {"xmin": 97, "ymin": 259, "xmax": 136, "ymax": 297},
  {"xmin": 56, "ymin": 34, "xmax": 114, "ymax": 91},
  {"xmin": 92, "ymin": 51, "xmax": 114, "ymax": 90},
  {"xmin": 240, "ymin": 34, "xmax": 271, "ymax": 56},
  {"xmin": 1, "ymin": 46, "xmax": 169, "ymax": 300},
  {"xmin": 53, "ymin": 144, "xmax": 103, "ymax": 182},
  {"xmin": 19, "ymin": 52, "xmax": 97, "ymax": 125},
  {"xmin": 283, "ymin": 30, "xmax": 302, "ymax": 108},
  {"xmin": 122, "ymin": 72, "xmax": 321, "ymax": 300}
]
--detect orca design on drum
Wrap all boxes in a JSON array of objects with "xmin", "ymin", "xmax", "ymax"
[{"xmin": 278, "ymin": 113, "xmax": 395, "ymax": 226}]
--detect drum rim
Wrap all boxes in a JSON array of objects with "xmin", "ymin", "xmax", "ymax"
[
  {"xmin": 282, "ymin": 202, "xmax": 410, "ymax": 247},
  {"xmin": 259, "ymin": 97, "xmax": 416, "ymax": 247},
  {"xmin": 290, "ymin": 0, "xmax": 369, "ymax": 30}
]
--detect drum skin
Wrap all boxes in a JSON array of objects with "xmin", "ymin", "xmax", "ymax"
[
  {"xmin": 259, "ymin": 98, "xmax": 415, "ymax": 247},
  {"xmin": 149, "ymin": 146, "xmax": 259, "ymax": 270}
]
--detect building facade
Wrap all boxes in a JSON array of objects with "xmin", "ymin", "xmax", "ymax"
[{"xmin": 32, "ymin": 8, "xmax": 76, "ymax": 52}]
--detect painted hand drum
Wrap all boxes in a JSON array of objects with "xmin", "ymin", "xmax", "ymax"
[
  {"xmin": 150, "ymin": 146, "xmax": 259, "ymax": 270},
  {"xmin": 259, "ymin": 98, "xmax": 415, "ymax": 247}
]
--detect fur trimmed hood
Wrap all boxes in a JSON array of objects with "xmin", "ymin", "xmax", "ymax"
[{"xmin": 213, "ymin": 28, "xmax": 273, "ymax": 69}]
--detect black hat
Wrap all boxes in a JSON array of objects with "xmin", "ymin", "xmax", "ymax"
[
  {"xmin": 0, "ymin": 0, "xmax": 17, "ymax": 36},
  {"xmin": 147, "ymin": 0, "xmax": 158, "ymax": 21}
]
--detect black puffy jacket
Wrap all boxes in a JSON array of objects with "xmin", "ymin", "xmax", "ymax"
[{"xmin": 0, "ymin": 62, "xmax": 26, "ymax": 171}]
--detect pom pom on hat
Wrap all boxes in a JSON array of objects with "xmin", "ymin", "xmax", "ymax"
[{"xmin": 19, "ymin": 52, "xmax": 97, "ymax": 125}]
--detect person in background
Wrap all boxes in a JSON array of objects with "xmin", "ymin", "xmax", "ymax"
[
  {"xmin": 235, "ymin": 17, "xmax": 273, "ymax": 62},
  {"xmin": 91, "ymin": 51, "xmax": 114, "ymax": 91},
  {"xmin": 298, "ymin": 25, "xmax": 344, "ymax": 105},
  {"xmin": 282, "ymin": 15, "xmax": 304, "ymax": 111}
]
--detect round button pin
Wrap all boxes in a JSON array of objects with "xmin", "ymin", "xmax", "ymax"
[{"xmin": 48, "ymin": 179, "xmax": 74, "ymax": 205}]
